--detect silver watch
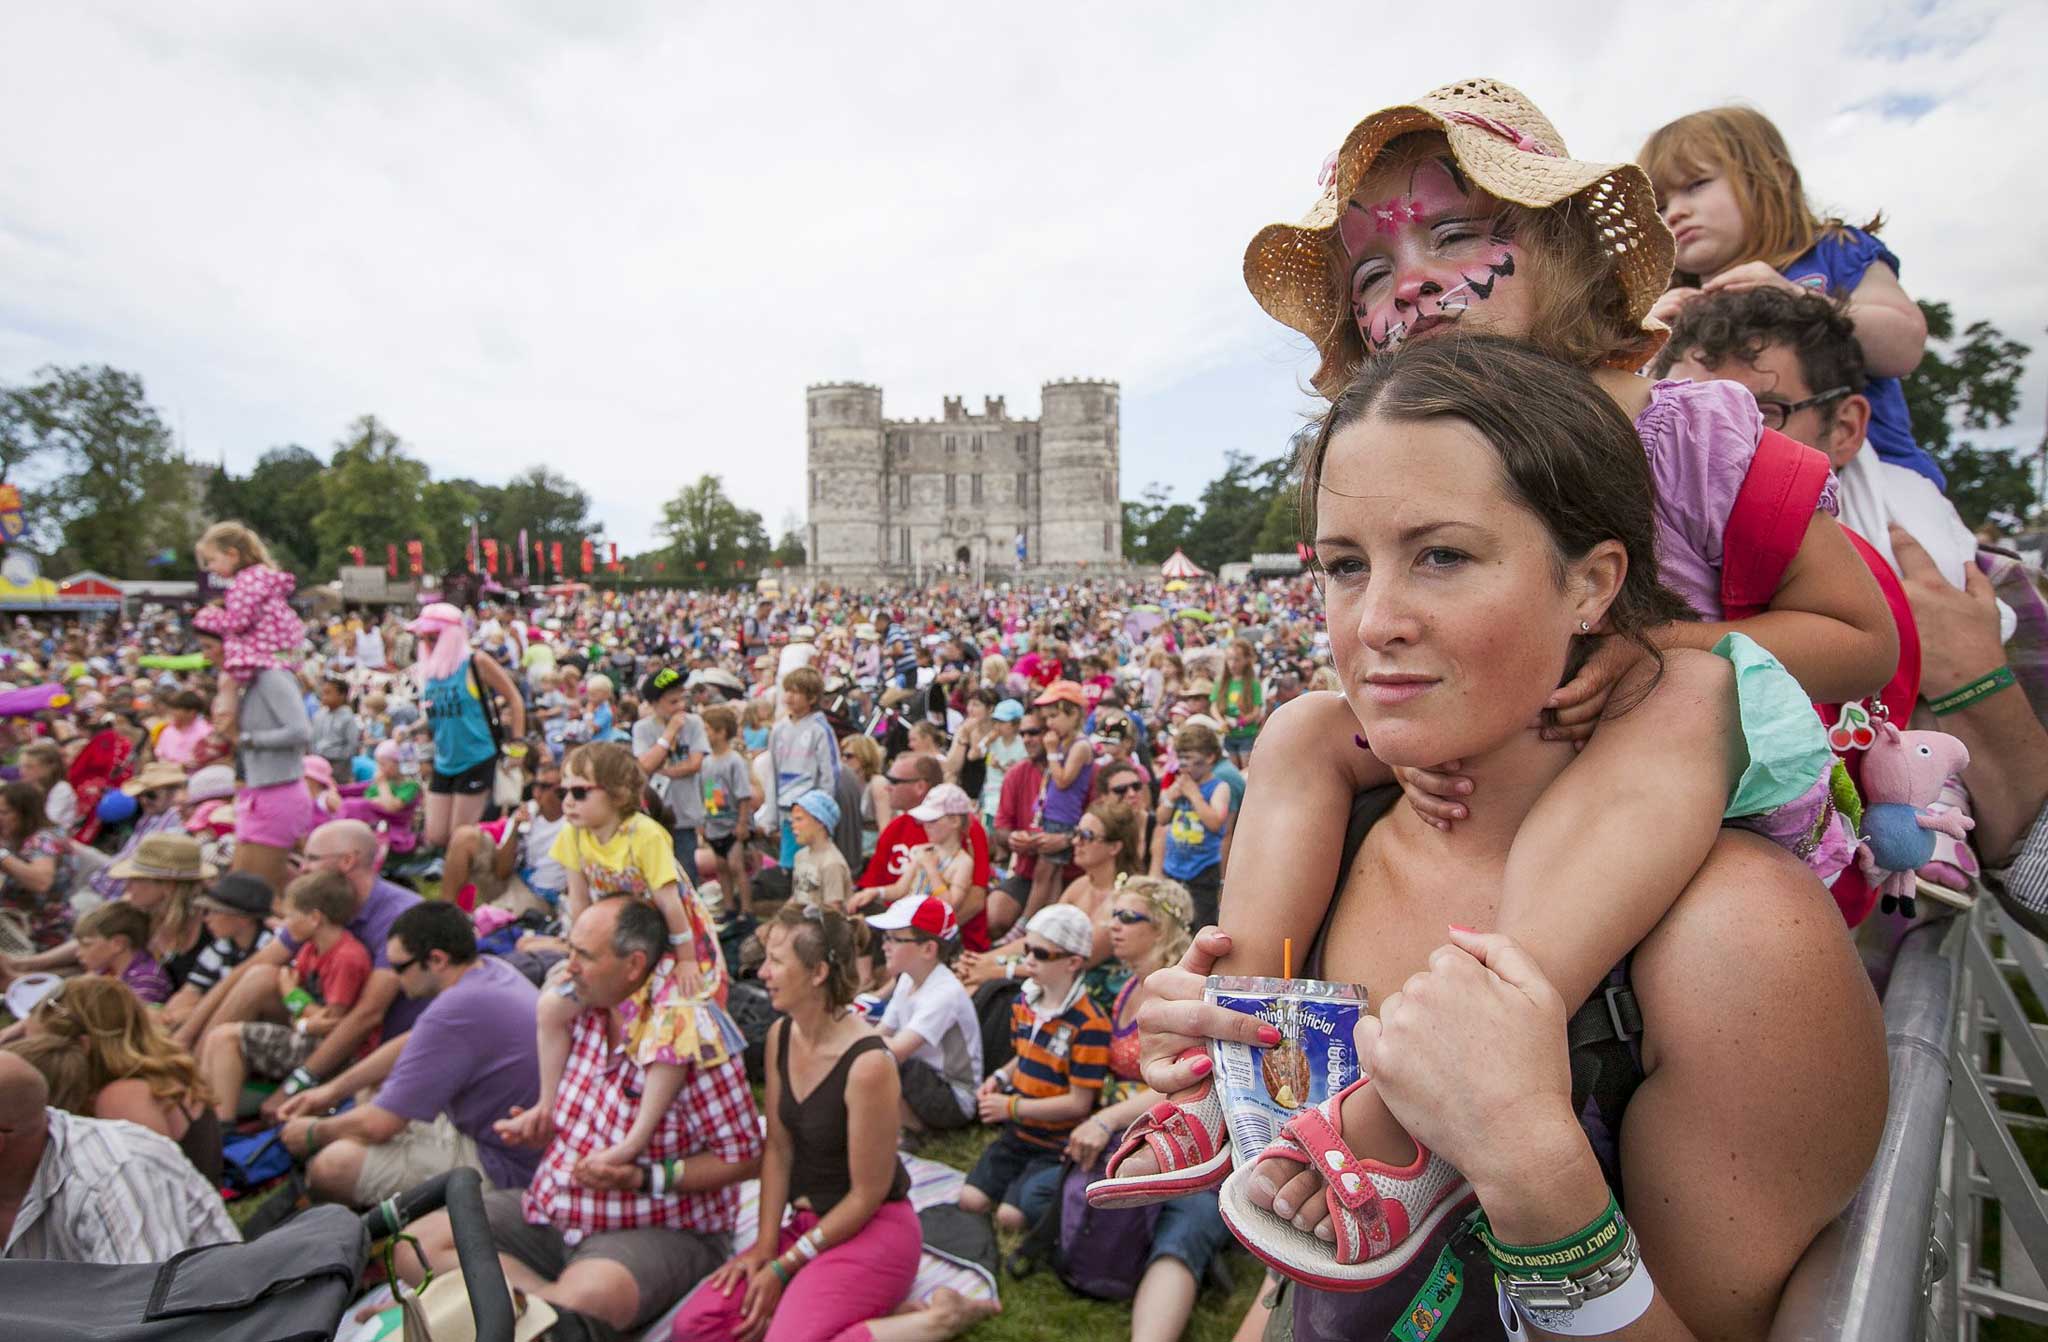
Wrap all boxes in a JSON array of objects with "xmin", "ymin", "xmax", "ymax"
[{"xmin": 1500, "ymin": 1227, "xmax": 1641, "ymax": 1312}]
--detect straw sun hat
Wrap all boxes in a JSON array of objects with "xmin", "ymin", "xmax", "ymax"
[{"xmin": 1243, "ymin": 77, "xmax": 1673, "ymax": 393}]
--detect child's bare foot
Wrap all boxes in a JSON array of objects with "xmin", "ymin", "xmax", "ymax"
[
  {"xmin": 1244, "ymin": 1080, "xmax": 1416, "ymax": 1229},
  {"xmin": 868, "ymin": 1287, "xmax": 1001, "ymax": 1342}
]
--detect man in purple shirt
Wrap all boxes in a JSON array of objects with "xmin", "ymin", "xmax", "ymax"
[
  {"xmin": 177, "ymin": 820, "xmax": 421, "ymax": 1119},
  {"xmin": 278, "ymin": 901, "xmax": 541, "ymax": 1205}
]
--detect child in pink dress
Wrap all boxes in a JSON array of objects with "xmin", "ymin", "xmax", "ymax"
[{"xmin": 192, "ymin": 522, "xmax": 304, "ymax": 734}]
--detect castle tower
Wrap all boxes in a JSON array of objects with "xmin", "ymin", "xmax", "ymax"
[
  {"xmin": 805, "ymin": 384, "xmax": 885, "ymax": 570},
  {"xmin": 1037, "ymin": 379, "xmax": 1121, "ymax": 565}
]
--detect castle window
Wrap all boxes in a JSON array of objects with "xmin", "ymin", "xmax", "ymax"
[
  {"xmin": 972, "ymin": 474, "xmax": 983, "ymax": 504},
  {"xmin": 1016, "ymin": 472, "xmax": 1028, "ymax": 505},
  {"xmin": 973, "ymin": 434, "xmax": 982, "ymax": 453},
  {"xmin": 946, "ymin": 475, "xmax": 956, "ymax": 506},
  {"xmin": 945, "ymin": 435, "xmax": 955, "ymax": 454},
  {"xmin": 899, "ymin": 528, "xmax": 910, "ymax": 564},
  {"xmin": 810, "ymin": 400, "xmax": 818, "ymax": 420},
  {"xmin": 1103, "ymin": 520, "xmax": 1112, "ymax": 553},
  {"xmin": 897, "ymin": 472, "xmax": 908, "ymax": 505}
]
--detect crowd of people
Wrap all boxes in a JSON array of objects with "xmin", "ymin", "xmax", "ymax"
[{"xmin": 0, "ymin": 74, "xmax": 2045, "ymax": 1342}]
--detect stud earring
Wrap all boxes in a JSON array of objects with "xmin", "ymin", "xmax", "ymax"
[{"xmin": 1579, "ymin": 620, "xmax": 1591, "ymax": 633}]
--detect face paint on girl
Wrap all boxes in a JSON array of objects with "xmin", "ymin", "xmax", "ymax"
[{"xmin": 1339, "ymin": 156, "xmax": 1527, "ymax": 353}]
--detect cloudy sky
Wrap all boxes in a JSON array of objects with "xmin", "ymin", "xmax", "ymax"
[{"xmin": 3, "ymin": 1, "xmax": 2041, "ymax": 552}]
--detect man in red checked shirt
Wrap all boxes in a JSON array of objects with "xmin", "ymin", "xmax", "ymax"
[
  {"xmin": 396, "ymin": 899, "xmax": 761, "ymax": 1335},
  {"xmin": 851, "ymin": 753, "xmax": 996, "ymax": 951}
]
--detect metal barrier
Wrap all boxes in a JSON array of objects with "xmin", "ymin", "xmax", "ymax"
[
  {"xmin": 1770, "ymin": 917, "xmax": 1958, "ymax": 1342},
  {"xmin": 1772, "ymin": 898, "xmax": 2048, "ymax": 1341}
]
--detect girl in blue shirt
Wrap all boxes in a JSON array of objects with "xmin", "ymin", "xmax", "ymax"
[{"xmin": 1640, "ymin": 104, "xmax": 1937, "ymax": 486}]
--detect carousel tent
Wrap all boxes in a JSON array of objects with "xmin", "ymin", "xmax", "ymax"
[{"xmin": 1159, "ymin": 548, "xmax": 1204, "ymax": 580}]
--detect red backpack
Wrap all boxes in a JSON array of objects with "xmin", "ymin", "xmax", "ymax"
[{"xmin": 1720, "ymin": 428, "xmax": 1920, "ymax": 925}]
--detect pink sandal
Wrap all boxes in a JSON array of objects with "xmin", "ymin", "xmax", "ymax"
[
  {"xmin": 1085, "ymin": 1050, "xmax": 1233, "ymax": 1208},
  {"xmin": 1218, "ymin": 1080, "xmax": 1475, "ymax": 1292}
]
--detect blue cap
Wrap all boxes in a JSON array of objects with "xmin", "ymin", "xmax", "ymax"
[
  {"xmin": 992, "ymin": 699, "xmax": 1024, "ymax": 723},
  {"xmin": 793, "ymin": 788, "xmax": 841, "ymax": 830}
]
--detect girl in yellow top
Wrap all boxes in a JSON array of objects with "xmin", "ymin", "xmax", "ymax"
[{"xmin": 536, "ymin": 742, "xmax": 738, "ymax": 1174}]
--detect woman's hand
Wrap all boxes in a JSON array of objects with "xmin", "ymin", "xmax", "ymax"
[
  {"xmin": 1542, "ymin": 635, "xmax": 1648, "ymax": 744},
  {"xmin": 1393, "ymin": 761, "xmax": 1471, "ymax": 831},
  {"xmin": 736, "ymin": 1259, "xmax": 787, "ymax": 1342},
  {"xmin": 703, "ymin": 1244, "xmax": 772, "ymax": 1300},
  {"xmin": 277, "ymin": 1079, "xmax": 342, "ymax": 1120},
  {"xmin": 1135, "ymin": 927, "xmax": 1274, "ymax": 1096},
  {"xmin": 1356, "ymin": 927, "xmax": 1577, "ymax": 1188},
  {"xmin": 1064, "ymin": 1114, "xmax": 1113, "ymax": 1167}
]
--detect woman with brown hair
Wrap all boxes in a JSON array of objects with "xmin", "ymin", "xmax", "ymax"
[
  {"xmin": 8, "ymin": 976, "xmax": 222, "ymax": 1181},
  {"xmin": 669, "ymin": 902, "xmax": 922, "ymax": 1342},
  {"xmin": 0, "ymin": 780, "xmax": 74, "ymax": 950}
]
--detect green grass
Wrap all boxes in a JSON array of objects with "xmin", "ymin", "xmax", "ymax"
[{"xmin": 909, "ymin": 1121, "xmax": 1263, "ymax": 1342}]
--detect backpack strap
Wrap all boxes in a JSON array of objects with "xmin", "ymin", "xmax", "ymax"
[{"xmin": 1720, "ymin": 428, "xmax": 1834, "ymax": 620}]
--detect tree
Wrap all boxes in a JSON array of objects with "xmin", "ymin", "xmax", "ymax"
[
  {"xmin": 485, "ymin": 466, "xmax": 600, "ymax": 551},
  {"xmin": 11, "ymin": 365, "xmax": 194, "ymax": 575},
  {"xmin": 310, "ymin": 416, "xmax": 432, "ymax": 574},
  {"xmin": 1901, "ymin": 300, "xmax": 2034, "ymax": 534},
  {"xmin": 657, "ymin": 474, "xmax": 769, "ymax": 583},
  {"xmin": 1121, "ymin": 483, "xmax": 1197, "ymax": 565},
  {"xmin": 205, "ymin": 446, "xmax": 326, "ymax": 576},
  {"xmin": 1181, "ymin": 451, "xmax": 1292, "ymax": 571}
]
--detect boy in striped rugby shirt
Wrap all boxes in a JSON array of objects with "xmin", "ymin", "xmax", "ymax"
[{"xmin": 958, "ymin": 903, "xmax": 1109, "ymax": 1229}]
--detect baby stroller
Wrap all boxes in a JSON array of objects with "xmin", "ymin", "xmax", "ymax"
[{"xmin": 0, "ymin": 1168, "xmax": 524, "ymax": 1341}]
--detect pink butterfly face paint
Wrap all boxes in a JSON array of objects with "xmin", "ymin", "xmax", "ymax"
[{"xmin": 1338, "ymin": 157, "xmax": 1524, "ymax": 353}]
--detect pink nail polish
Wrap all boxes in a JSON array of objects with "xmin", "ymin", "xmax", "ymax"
[
  {"xmin": 1257, "ymin": 1024, "xmax": 1283, "ymax": 1046},
  {"xmin": 1448, "ymin": 923, "xmax": 1475, "ymax": 934},
  {"xmin": 1187, "ymin": 1055, "xmax": 1213, "ymax": 1077}
]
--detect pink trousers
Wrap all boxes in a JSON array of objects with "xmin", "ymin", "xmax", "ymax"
[{"xmin": 669, "ymin": 1200, "xmax": 922, "ymax": 1342}]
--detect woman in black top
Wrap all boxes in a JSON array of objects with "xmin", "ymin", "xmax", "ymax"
[{"xmin": 672, "ymin": 903, "xmax": 922, "ymax": 1342}]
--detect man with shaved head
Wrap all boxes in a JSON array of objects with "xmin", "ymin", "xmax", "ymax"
[
  {"xmin": 179, "ymin": 819, "xmax": 424, "ymax": 1118},
  {"xmin": 0, "ymin": 1052, "xmax": 237, "ymax": 1262}
]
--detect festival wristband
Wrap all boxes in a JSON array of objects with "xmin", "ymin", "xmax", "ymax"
[
  {"xmin": 305, "ymin": 1121, "xmax": 322, "ymax": 1155},
  {"xmin": 283, "ymin": 1066, "xmax": 319, "ymax": 1096},
  {"xmin": 768, "ymin": 1258, "xmax": 791, "ymax": 1286},
  {"xmin": 1503, "ymin": 1239, "xmax": 1654, "ymax": 1336},
  {"xmin": 1476, "ymin": 1193, "xmax": 1623, "ymax": 1279},
  {"xmin": 1007, "ymin": 1096, "xmax": 1021, "ymax": 1121},
  {"xmin": 1929, "ymin": 666, "xmax": 2016, "ymax": 716},
  {"xmin": 503, "ymin": 742, "xmax": 529, "ymax": 758}
]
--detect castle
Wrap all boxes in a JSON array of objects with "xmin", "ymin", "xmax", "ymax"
[{"xmin": 803, "ymin": 380, "xmax": 1122, "ymax": 581}]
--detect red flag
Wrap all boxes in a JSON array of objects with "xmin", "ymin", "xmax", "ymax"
[
  {"xmin": 580, "ymin": 539, "xmax": 594, "ymax": 575},
  {"xmin": 533, "ymin": 541, "xmax": 544, "ymax": 576},
  {"xmin": 482, "ymin": 539, "xmax": 499, "ymax": 575},
  {"xmin": 405, "ymin": 540, "xmax": 424, "ymax": 576},
  {"xmin": 550, "ymin": 542, "xmax": 563, "ymax": 575},
  {"xmin": 608, "ymin": 542, "xmax": 618, "ymax": 567},
  {"xmin": 387, "ymin": 544, "xmax": 398, "ymax": 577},
  {"xmin": 735, "ymin": 558, "xmax": 746, "ymax": 570},
  {"xmin": 347, "ymin": 545, "xmax": 365, "ymax": 566},
  {"xmin": 654, "ymin": 560, "xmax": 665, "ymax": 572},
  {"xmin": 695, "ymin": 560, "xmax": 706, "ymax": 572}
]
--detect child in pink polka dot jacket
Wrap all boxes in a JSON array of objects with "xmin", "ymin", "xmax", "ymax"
[{"xmin": 192, "ymin": 521, "xmax": 305, "ymax": 693}]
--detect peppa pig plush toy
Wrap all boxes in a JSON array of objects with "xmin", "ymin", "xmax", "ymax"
[{"xmin": 1856, "ymin": 722, "xmax": 1973, "ymax": 918}]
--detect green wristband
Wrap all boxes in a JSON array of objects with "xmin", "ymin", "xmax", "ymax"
[
  {"xmin": 1476, "ymin": 1193, "xmax": 1626, "ymax": 1280},
  {"xmin": 1929, "ymin": 666, "xmax": 2016, "ymax": 717},
  {"xmin": 768, "ymin": 1258, "xmax": 791, "ymax": 1285}
]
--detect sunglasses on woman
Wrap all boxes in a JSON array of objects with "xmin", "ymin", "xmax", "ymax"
[
  {"xmin": 1108, "ymin": 782, "xmax": 1144, "ymax": 797},
  {"xmin": 1073, "ymin": 828, "xmax": 1105, "ymax": 843}
]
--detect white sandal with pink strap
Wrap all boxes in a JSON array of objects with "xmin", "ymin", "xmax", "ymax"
[
  {"xmin": 1218, "ymin": 1079, "xmax": 1475, "ymax": 1292},
  {"xmin": 1085, "ymin": 1050, "xmax": 1233, "ymax": 1208}
]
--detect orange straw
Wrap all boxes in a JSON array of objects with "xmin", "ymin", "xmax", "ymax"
[{"xmin": 1283, "ymin": 937, "xmax": 1293, "ymax": 982}]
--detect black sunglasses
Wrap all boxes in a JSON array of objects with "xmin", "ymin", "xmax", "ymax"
[
  {"xmin": 563, "ymin": 784, "xmax": 598, "ymax": 801},
  {"xmin": 1108, "ymin": 782, "xmax": 1144, "ymax": 796},
  {"xmin": 387, "ymin": 954, "xmax": 419, "ymax": 974},
  {"xmin": 886, "ymin": 773, "xmax": 920, "ymax": 785},
  {"xmin": 1023, "ymin": 944, "xmax": 1070, "ymax": 963},
  {"xmin": 1073, "ymin": 829, "xmax": 1105, "ymax": 843},
  {"xmin": 1019, "ymin": 727, "xmax": 1045, "ymax": 737},
  {"xmin": 1110, "ymin": 909, "xmax": 1153, "ymax": 926}
]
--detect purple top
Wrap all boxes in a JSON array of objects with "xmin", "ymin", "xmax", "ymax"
[
  {"xmin": 118, "ymin": 951, "xmax": 172, "ymax": 1005},
  {"xmin": 277, "ymin": 877, "xmax": 427, "ymax": 1036},
  {"xmin": 1636, "ymin": 377, "xmax": 1838, "ymax": 621},
  {"xmin": 373, "ymin": 956, "xmax": 542, "ymax": 1189}
]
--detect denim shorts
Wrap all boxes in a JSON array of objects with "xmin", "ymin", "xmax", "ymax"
[
  {"xmin": 964, "ymin": 1127, "xmax": 1062, "ymax": 1218},
  {"xmin": 1147, "ymin": 1189, "xmax": 1233, "ymax": 1283}
]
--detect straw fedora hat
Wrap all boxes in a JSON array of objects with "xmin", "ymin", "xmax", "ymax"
[
  {"xmin": 1243, "ymin": 77, "xmax": 1673, "ymax": 394},
  {"xmin": 121, "ymin": 761, "xmax": 189, "ymax": 796},
  {"xmin": 106, "ymin": 831, "xmax": 217, "ymax": 883}
]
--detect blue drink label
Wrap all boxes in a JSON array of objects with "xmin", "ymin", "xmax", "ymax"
[{"xmin": 1205, "ymin": 974, "xmax": 1367, "ymax": 1163}]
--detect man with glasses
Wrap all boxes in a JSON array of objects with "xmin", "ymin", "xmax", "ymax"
[
  {"xmin": 855, "ymin": 752, "xmax": 996, "ymax": 948},
  {"xmin": 175, "ymin": 820, "xmax": 424, "ymax": 1113},
  {"xmin": 277, "ymin": 901, "xmax": 542, "ymax": 1207},
  {"xmin": 1657, "ymin": 285, "xmax": 1983, "ymax": 592},
  {"xmin": 441, "ymin": 765, "xmax": 570, "ymax": 915}
]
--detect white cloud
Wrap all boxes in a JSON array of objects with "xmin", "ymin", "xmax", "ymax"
[{"xmin": 2, "ymin": 1, "xmax": 2041, "ymax": 552}]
